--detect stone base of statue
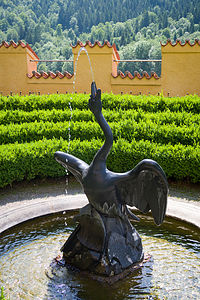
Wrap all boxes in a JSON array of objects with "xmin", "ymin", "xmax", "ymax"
[
  {"xmin": 60, "ymin": 204, "xmax": 144, "ymax": 278},
  {"xmin": 52, "ymin": 253, "xmax": 151, "ymax": 285},
  {"xmin": 81, "ymin": 253, "xmax": 151, "ymax": 284}
]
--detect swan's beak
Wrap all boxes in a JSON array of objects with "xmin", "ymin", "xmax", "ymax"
[{"xmin": 54, "ymin": 151, "xmax": 68, "ymax": 169}]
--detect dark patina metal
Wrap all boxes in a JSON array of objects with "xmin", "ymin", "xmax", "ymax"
[{"xmin": 54, "ymin": 82, "xmax": 168, "ymax": 277}]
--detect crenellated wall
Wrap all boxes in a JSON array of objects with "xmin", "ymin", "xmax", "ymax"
[
  {"xmin": 161, "ymin": 40, "xmax": 200, "ymax": 96},
  {"xmin": 0, "ymin": 40, "xmax": 200, "ymax": 96},
  {"xmin": 0, "ymin": 41, "xmax": 39, "ymax": 95}
]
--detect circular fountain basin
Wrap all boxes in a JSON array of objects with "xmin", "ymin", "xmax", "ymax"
[{"xmin": 0, "ymin": 211, "xmax": 199, "ymax": 300}]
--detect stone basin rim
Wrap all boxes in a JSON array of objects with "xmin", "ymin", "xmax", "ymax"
[
  {"xmin": 0, "ymin": 194, "xmax": 200, "ymax": 234},
  {"xmin": 0, "ymin": 194, "xmax": 200, "ymax": 233}
]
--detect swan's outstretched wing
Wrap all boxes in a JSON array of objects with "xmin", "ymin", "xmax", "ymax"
[
  {"xmin": 116, "ymin": 159, "xmax": 168, "ymax": 225},
  {"xmin": 54, "ymin": 151, "xmax": 89, "ymax": 184}
]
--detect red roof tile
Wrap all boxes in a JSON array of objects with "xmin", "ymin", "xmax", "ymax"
[
  {"xmin": 71, "ymin": 40, "xmax": 120, "ymax": 60},
  {"xmin": 0, "ymin": 40, "xmax": 39, "ymax": 59},
  {"xmin": 161, "ymin": 39, "xmax": 200, "ymax": 47},
  {"xmin": 0, "ymin": 41, "xmax": 39, "ymax": 59},
  {"xmin": 112, "ymin": 70, "xmax": 159, "ymax": 80},
  {"xmin": 71, "ymin": 40, "xmax": 113, "ymax": 48},
  {"xmin": 28, "ymin": 70, "xmax": 73, "ymax": 79}
]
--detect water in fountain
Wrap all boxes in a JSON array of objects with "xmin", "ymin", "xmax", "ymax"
[
  {"xmin": 64, "ymin": 100, "xmax": 72, "ymax": 195},
  {"xmin": 73, "ymin": 46, "xmax": 95, "ymax": 85},
  {"xmin": 0, "ymin": 212, "xmax": 199, "ymax": 299},
  {"xmin": 65, "ymin": 46, "xmax": 95, "ymax": 195},
  {"xmin": 63, "ymin": 47, "xmax": 95, "ymax": 225}
]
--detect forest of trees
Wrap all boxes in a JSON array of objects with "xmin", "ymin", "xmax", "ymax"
[{"xmin": 0, "ymin": 0, "xmax": 200, "ymax": 75}]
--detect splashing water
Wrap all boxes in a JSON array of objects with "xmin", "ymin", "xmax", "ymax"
[
  {"xmin": 73, "ymin": 47, "xmax": 95, "ymax": 87},
  {"xmin": 65, "ymin": 46, "xmax": 95, "ymax": 196},
  {"xmin": 65, "ymin": 100, "xmax": 72, "ymax": 195}
]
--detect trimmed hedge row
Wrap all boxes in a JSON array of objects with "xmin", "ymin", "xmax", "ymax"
[
  {"xmin": 0, "ymin": 93, "xmax": 200, "ymax": 187},
  {"xmin": 0, "ymin": 119, "xmax": 199, "ymax": 146},
  {"xmin": 103, "ymin": 94, "xmax": 200, "ymax": 113},
  {"xmin": 0, "ymin": 108, "xmax": 199, "ymax": 126},
  {"xmin": 0, "ymin": 109, "xmax": 92, "ymax": 125},
  {"xmin": 0, "ymin": 93, "xmax": 200, "ymax": 113},
  {"xmin": 0, "ymin": 138, "xmax": 199, "ymax": 188}
]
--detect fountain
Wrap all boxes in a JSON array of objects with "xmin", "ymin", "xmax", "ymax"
[
  {"xmin": 0, "ymin": 51, "xmax": 199, "ymax": 299},
  {"xmin": 54, "ymin": 81, "xmax": 168, "ymax": 281},
  {"xmin": 65, "ymin": 46, "xmax": 93, "ymax": 189},
  {"xmin": 0, "ymin": 209, "xmax": 199, "ymax": 299}
]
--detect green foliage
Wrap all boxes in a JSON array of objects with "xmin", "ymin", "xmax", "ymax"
[
  {"xmin": 0, "ymin": 137, "xmax": 199, "ymax": 188},
  {"xmin": 0, "ymin": 93, "xmax": 200, "ymax": 187},
  {"xmin": 0, "ymin": 116, "xmax": 199, "ymax": 147},
  {"xmin": 0, "ymin": 0, "xmax": 200, "ymax": 75},
  {"xmin": 0, "ymin": 287, "xmax": 9, "ymax": 300},
  {"xmin": 1, "ymin": 94, "xmax": 200, "ymax": 113}
]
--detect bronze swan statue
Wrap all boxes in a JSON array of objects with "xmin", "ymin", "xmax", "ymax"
[{"xmin": 54, "ymin": 82, "xmax": 168, "ymax": 276}]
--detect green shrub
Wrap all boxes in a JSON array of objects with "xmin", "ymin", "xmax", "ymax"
[
  {"xmin": 0, "ymin": 94, "xmax": 88, "ymax": 111},
  {"xmin": 0, "ymin": 287, "xmax": 9, "ymax": 300},
  {"xmin": 0, "ymin": 109, "xmax": 92, "ymax": 125},
  {"xmin": 0, "ymin": 93, "xmax": 200, "ymax": 113},
  {"xmin": 0, "ymin": 93, "xmax": 199, "ymax": 187},
  {"xmin": 0, "ymin": 118, "xmax": 199, "ymax": 146},
  {"xmin": 0, "ymin": 137, "xmax": 199, "ymax": 188},
  {"xmin": 0, "ymin": 108, "xmax": 199, "ymax": 126}
]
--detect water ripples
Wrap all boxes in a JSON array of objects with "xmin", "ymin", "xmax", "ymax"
[{"xmin": 0, "ymin": 213, "xmax": 199, "ymax": 299}]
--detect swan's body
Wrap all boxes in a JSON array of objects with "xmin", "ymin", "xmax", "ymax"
[{"xmin": 54, "ymin": 84, "xmax": 168, "ymax": 276}]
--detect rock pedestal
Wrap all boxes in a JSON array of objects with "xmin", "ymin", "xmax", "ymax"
[{"xmin": 61, "ymin": 204, "xmax": 143, "ymax": 277}]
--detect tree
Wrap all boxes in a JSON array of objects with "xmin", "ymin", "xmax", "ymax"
[
  {"xmin": 34, "ymin": 24, "xmax": 42, "ymax": 43},
  {"xmin": 56, "ymin": 24, "xmax": 63, "ymax": 37},
  {"xmin": 105, "ymin": 22, "xmax": 113, "ymax": 41},
  {"xmin": 58, "ymin": 4, "xmax": 67, "ymax": 28},
  {"xmin": 62, "ymin": 60, "xmax": 73, "ymax": 74},
  {"xmin": 38, "ymin": 63, "xmax": 48, "ymax": 72},
  {"xmin": 163, "ymin": 28, "xmax": 171, "ymax": 39},
  {"xmin": 0, "ymin": 0, "xmax": 199, "ymax": 75},
  {"xmin": 0, "ymin": 30, "xmax": 6, "ymax": 41},
  {"xmin": 113, "ymin": 22, "xmax": 125, "ymax": 37},
  {"xmin": 162, "ymin": 12, "xmax": 168, "ymax": 28},
  {"xmin": 140, "ymin": 11, "xmax": 149, "ymax": 28},
  {"xmin": 15, "ymin": 17, "xmax": 25, "ymax": 38},
  {"xmin": 146, "ymin": 28, "xmax": 153, "ymax": 39},
  {"xmin": 69, "ymin": 16, "xmax": 79, "ymax": 34},
  {"xmin": 173, "ymin": 32, "xmax": 177, "ymax": 41},
  {"xmin": 6, "ymin": 28, "xmax": 19, "ymax": 41},
  {"xmin": 177, "ymin": 28, "xmax": 183, "ymax": 36},
  {"xmin": 190, "ymin": 18, "xmax": 194, "ymax": 33},
  {"xmin": 0, "ymin": 19, "xmax": 9, "ymax": 32},
  {"xmin": 68, "ymin": 29, "xmax": 76, "ymax": 44}
]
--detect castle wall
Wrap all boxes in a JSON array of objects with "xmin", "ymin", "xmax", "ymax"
[
  {"xmin": 111, "ymin": 72, "xmax": 161, "ymax": 95},
  {"xmin": 0, "ymin": 44, "xmax": 28, "ymax": 95},
  {"xmin": 161, "ymin": 41, "xmax": 200, "ymax": 96},
  {"xmin": 0, "ymin": 40, "xmax": 200, "ymax": 96}
]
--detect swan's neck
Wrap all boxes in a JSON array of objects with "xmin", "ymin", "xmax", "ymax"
[{"xmin": 91, "ymin": 111, "xmax": 113, "ymax": 170}]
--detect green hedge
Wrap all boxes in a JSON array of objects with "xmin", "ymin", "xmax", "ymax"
[
  {"xmin": 0, "ymin": 138, "xmax": 199, "ymax": 188},
  {"xmin": 0, "ymin": 119, "xmax": 199, "ymax": 146},
  {"xmin": 0, "ymin": 93, "xmax": 200, "ymax": 113},
  {"xmin": 0, "ymin": 93, "xmax": 200, "ymax": 187},
  {"xmin": 0, "ymin": 108, "xmax": 199, "ymax": 126},
  {"xmin": 0, "ymin": 108, "xmax": 92, "ymax": 125}
]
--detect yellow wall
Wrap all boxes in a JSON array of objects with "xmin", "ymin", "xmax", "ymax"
[
  {"xmin": 72, "ymin": 43, "xmax": 118, "ymax": 93},
  {"xmin": 0, "ymin": 40, "xmax": 200, "ymax": 96},
  {"xmin": 161, "ymin": 41, "xmax": 200, "ymax": 96},
  {"xmin": 111, "ymin": 73, "xmax": 161, "ymax": 95},
  {"xmin": 0, "ymin": 42, "xmax": 39, "ymax": 95},
  {"xmin": 0, "ymin": 45, "xmax": 27, "ymax": 95}
]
